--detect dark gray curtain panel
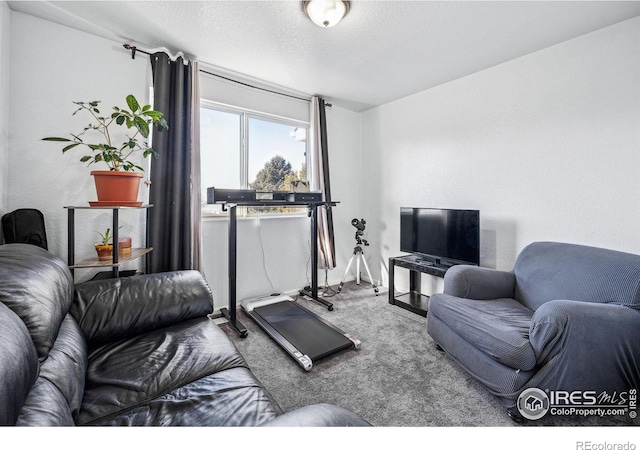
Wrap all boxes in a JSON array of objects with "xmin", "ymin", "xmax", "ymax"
[{"xmin": 148, "ymin": 52, "xmax": 197, "ymax": 273}]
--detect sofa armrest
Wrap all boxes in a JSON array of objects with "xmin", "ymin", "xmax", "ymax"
[
  {"xmin": 530, "ymin": 300, "xmax": 640, "ymax": 389},
  {"xmin": 70, "ymin": 270, "xmax": 213, "ymax": 347},
  {"xmin": 443, "ymin": 265, "xmax": 515, "ymax": 300},
  {"xmin": 261, "ymin": 404, "xmax": 371, "ymax": 427}
]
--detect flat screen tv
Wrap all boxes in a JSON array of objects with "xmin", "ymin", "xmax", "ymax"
[{"xmin": 400, "ymin": 207, "xmax": 480, "ymax": 266}]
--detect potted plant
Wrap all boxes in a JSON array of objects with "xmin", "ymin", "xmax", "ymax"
[
  {"xmin": 43, "ymin": 94, "xmax": 168, "ymax": 205},
  {"xmin": 95, "ymin": 227, "xmax": 132, "ymax": 261}
]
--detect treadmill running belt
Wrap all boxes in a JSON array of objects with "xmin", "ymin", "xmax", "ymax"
[{"xmin": 252, "ymin": 301, "xmax": 353, "ymax": 361}]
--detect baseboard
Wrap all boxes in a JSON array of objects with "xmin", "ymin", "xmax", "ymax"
[{"xmin": 211, "ymin": 275, "xmax": 381, "ymax": 318}]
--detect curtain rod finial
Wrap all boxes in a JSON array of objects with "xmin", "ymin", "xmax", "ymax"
[{"xmin": 123, "ymin": 44, "xmax": 137, "ymax": 59}]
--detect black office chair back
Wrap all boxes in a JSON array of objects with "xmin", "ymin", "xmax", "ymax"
[{"xmin": 2, "ymin": 209, "xmax": 48, "ymax": 250}]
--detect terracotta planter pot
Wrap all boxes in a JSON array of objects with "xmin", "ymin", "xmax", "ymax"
[
  {"xmin": 95, "ymin": 237, "xmax": 132, "ymax": 261},
  {"xmin": 91, "ymin": 171, "xmax": 143, "ymax": 204}
]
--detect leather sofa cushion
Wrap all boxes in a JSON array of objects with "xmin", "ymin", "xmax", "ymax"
[
  {"xmin": 429, "ymin": 294, "xmax": 536, "ymax": 371},
  {"xmin": 78, "ymin": 317, "xmax": 249, "ymax": 425},
  {"xmin": 16, "ymin": 314, "xmax": 88, "ymax": 426},
  {"xmin": 87, "ymin": 367, "xmax": 281, "ymax": 426},
  {"xmin": 261, "ymin": 403, "xmax": 372, "ymax": 427},
  {"xmin": 0, "ymin": 302, "xmax": 39, "ymax": 425},
  {"xmin": 72, "ymin": 270, "xmax": 213, "ymax": 347},
  {"xmin": 0, "ymin": 244, "xmax": 74, "ymax": 360}
]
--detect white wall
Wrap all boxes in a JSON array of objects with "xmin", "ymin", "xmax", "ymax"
[
  {"xmin": 325, "ymin": 105, "xmax": 365, "ymax": 285},
  {"xmin": 9, "ymin": 12, "xmax": 151, "ymax": 279},
  {"xmin": 362, "ymin": 16, "xmax": 640, "ymax": 295},
  {"xmin": 199, "ymin": 70, "xmax": 309, "ymax": 122},
  {"xmin": 0, "ymin": 1, "xmax": 10, "ymax": 230}
]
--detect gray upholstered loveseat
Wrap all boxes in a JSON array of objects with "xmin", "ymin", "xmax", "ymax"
[{"xmin": 427, "ymin": 241, "xmax": 640, "ymax": 419}]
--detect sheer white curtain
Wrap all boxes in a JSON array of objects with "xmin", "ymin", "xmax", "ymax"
[{"xmin": 309, "ymin": 96, "xmax": 336, "ymax": 270}]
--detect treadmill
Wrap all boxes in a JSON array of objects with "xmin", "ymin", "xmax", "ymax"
[
  {"xmin": 214, "ymin": 195, "xmax": 360, "ymax": 369},
  {"xmin": 242, "ymin": 294, "xmax": 361, "ymax": 371}
]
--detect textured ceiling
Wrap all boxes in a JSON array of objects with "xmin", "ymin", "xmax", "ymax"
[{"xmin": 8, "ymin": 1, "xmax": 640, "ymax": 111}]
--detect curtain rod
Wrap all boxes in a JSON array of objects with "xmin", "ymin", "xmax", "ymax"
[{"xmin": 123, "ymin": 44, "xmax": 331, "ymax": 106}]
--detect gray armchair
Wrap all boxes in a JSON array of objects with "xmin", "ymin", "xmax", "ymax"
[{"xmin": 426, "ymin": 241, "xmax": 640, "ymax": 419}]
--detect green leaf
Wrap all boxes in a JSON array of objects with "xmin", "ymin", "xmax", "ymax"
[
  {"xmin": 123, "ymin": 161, "xmax": 144, "ymax": 172},
  {"xmin": 157, "ymin": 117, "xmax": 169, "ymax": 131},
  {"xmin": 126, "ymin": 95, "xmax": 140, "ymax": 112},
  {"xmin": 142, "ymin": 104, "xmax": 151, "ymax": 112},
  {"xmin": 116, "ymin": 115, "xmax": 126, "ymax": 126},
  {"xmin": 62, "ymin": 143, "xmax": 80, "ymax": 153},
  {"xmin": 144, "ymin": 110, "xmax": 161, "ymax": 120},
  {"xmin": 134, "ymin": 116, "xmax": 150, "ymax": 138},
  {"xmin": 80, "ymin": 156, "xmax": 92, "ymax": 163},
  {"xmin": 143, "ymin": 149, "xmax": 159, "ymax": 160},
  {"xmin": 42, "ymin": 137, "xmax": 72, "ymax": 142}
]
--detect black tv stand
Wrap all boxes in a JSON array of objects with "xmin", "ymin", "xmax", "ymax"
[{"xmin": 388, "ymin": 255, "xmax": 451, "ymax": 317}]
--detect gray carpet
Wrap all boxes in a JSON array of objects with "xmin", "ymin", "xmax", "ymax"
[{"xmin": 219, "ymin": 281, "xmax": 635, "ymax": 427}]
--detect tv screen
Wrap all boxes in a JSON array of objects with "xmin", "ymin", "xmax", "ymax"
[{"xmin": 400, "ymin": 208, "xmax": 479, "ymax": 265}]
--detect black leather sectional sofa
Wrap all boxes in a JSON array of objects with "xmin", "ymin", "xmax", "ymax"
[{"xmin": 0, "ymin": 243, "xmax": 370, "ymax": 426}]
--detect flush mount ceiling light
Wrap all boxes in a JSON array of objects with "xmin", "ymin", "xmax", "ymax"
[{"xmin": 302, "ymin": 0, "xmax": 350, "ymax": 28}]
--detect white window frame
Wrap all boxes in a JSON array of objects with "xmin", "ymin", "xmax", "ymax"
[{"xmin": 200, "ymin": 100, "xmax": 311, "ymax": 218}]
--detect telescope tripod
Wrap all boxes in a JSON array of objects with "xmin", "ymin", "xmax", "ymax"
[{"xmin": 338, "ymin": 244, "xmax": 379, "ymax": 295}]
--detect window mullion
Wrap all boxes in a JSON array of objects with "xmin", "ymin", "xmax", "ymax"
[{"xmin": 240, "ymin": 112, "xmax": 249, "ymax": 189}]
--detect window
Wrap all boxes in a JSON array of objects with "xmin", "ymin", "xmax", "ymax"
[{"xmin": 200, "ymin": 102, "xmax": 309, "ymax": 216}]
